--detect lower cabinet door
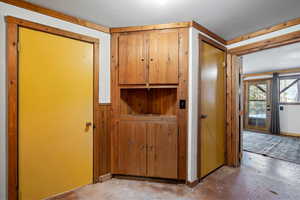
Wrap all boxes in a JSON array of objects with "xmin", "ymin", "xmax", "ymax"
[
  {"xmin": 147, "ymin": 122, "xmax": 178, "ymax": 179},
  {"xmin": 118, "ymin": 121, "xmax": 147, "ymax": 176}
]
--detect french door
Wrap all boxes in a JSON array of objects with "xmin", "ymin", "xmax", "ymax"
[{"xmin": 244, "ymin": 79, "xmax": 272, "ymax": 132}]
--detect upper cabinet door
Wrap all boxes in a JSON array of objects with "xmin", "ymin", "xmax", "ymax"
[
  {"xmin": 118, "ymin": 33, "xmax": 146, "ymax": 85},
  {"xmin": 149, "ymin": 30, "xmax": 179, "ymax": 84}
]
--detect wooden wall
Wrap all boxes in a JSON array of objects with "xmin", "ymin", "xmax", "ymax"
[{"xmin": 94, "ymin": 104, "xmax": 111, "ymax": 180}]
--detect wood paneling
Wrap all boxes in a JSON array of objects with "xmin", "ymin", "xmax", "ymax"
[
  {"xmin": 227, "ymin": 17, "xmax": 300, "ymax": 45},
  {"xmin": 229, "ymin": 30, "xmax": 300, "ymax": 55},
  {"xmin": 226, "ymin": 54, "xmax": 242, "ymax": 167},
  {"xmin": 0, "ymin": 0, "xmax": 110, "ymax": 33},
  {"xmin": 149, "ymin": 30, "xmax": 179, "ymax": 84},
  {"xmin": 95, "ymin": 104, "xmax": 112, "ymax": 179},
  {"xmin": 177, "ymin": 28, "xmax": 189, "ymax": 180},
  {"xmin": 117, "ymin": 121, "xmax": 147, "ymax": 176},
  {"xmin": 147, "ymin": 122, "xmax": 178, "ymax": 179},
  {"xmin": 118, "ymin": 32, "xmax": 147, "ymax": 84}
]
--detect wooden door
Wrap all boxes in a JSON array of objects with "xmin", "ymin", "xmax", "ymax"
[
  {"xmin": 199, "ymin": 41, "xmax": 226, "ymax": 178},
  {"xmin": 118, "ymin": 121, "xmax": 147, "ymax": 176},
  {"xmin": 149, "ymin": 30, "xmax": 179, "ymax": 84},
  {"xmin": 18, "ymin": 27, "xmax": 94, "ymax": 200},
  {"xmin": 244, "ymin": 80, "xmax": 272, "ymax": 132},
  {"xmin": 147, "ymin": 122, "xmax": 178, "ymax": 179},
  {"xmin": 119, "ymin": 32, "xmax": 147, "ymax": 84}
]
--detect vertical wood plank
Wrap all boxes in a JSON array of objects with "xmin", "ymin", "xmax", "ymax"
[
  {"xmin": 93, "ymin": 42, "xmax": 100, "ymax": 182},
  {"xmin": 110, "ymin": 33, "xmax": 120, "ymax": 173},
  {"xmin": 226, "ymin": 54, "xmax": 233, "ymax": 166},
  {"xmin": 177, "ymin": 28, "xmax": 189, "ymax": 180},
  {"xmin": 7, "ymin": 22, "xmax": 18, "ymax": 200},
  {"xmin": 96, "ymin": 104, "xmax": 112, "ymax": 177}
]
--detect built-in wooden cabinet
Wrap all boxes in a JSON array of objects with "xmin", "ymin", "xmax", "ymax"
[
  {"xmin": 118, "ymin": 29, "xmax": 179, "ymax": 85},
  {"xmin": 116, "ymin": 120, "xmax": 178, "ymax": 179},
  {"xmin": 111, "ymin": 27, "xmax": 189, "ymax": 181}
]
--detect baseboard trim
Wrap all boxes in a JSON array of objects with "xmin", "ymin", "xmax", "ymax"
[
  {"xmin": 98, "ymin": 173, "xmax": 112, "ymax": 183},
  {"xmin": 112, "ymin": 174, "xmax": 184, "ymax": 184},
  {"xmin": 186, "ymin": 179, "xmax": 200, "ymax": 188},
  {"xmin": 280, "ymin": 131, "xmax": 300, "ymax": 137}
]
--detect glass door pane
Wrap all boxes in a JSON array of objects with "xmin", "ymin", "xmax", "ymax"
[{"xmin": 245, "ymin": 80, "xmax": 271, "ymax": 132}]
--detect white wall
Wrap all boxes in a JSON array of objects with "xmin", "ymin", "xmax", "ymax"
[
  {"xmin": 188, "ymin": 27, "xmax": 200, "ymax": 182},
  {"xmin": 280, "ymin": 105, "xmax": 300, "ymax": 135},
  {"xmin": 0, "ymin": 2, "xmax": 111, "ymax": 199}
]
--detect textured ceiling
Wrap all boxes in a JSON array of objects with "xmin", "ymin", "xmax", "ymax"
[
  {"xmin": 24, "ymin": 0, "xmax": 300, "ymax": 40},
  {"xmin": 243, "ymin": 42, "xmax": 300, "ymax": 74}
]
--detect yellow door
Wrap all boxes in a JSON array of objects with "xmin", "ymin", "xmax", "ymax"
[
  {"xmin": 200, "ymin": 42, "xmax": 226, "ymax": 178},
  {"xmin": 18, "ymin": 27, "xmax": 94, "ymax": 200}
]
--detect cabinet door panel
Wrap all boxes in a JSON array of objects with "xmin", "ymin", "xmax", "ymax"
[
  {"xmin": 119, "ymin": 33, "xmax": 146, "ymax": 84},
  {"xmin": 149, "ymin": 30, "xmax": 179, "ymax": 84},
  {"xmin": 118, "ymin": 121, "xmax": 147, "ymax": 176},
  {"xmin": 147, "ymin": 122, "xmax": 178, "ymax": 179}
]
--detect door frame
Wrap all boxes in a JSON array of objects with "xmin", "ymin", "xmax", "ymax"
[
  {"xmin": 6, "ymin": 16, "xmax": 100, "ymax": 200},
  {"xmin": 197, "ymin": 34, "xmax": 227, "ymax": 179},
  {"xmin": 227, "ymin": 28, "xmax": 300, "ymax": 168}
]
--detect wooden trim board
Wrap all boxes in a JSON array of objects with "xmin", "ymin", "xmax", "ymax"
[
  {"xmin": 6, "ymin": 16, "xmax": 101, "ymax": 200},
  {"xmin": 110, "ymin": 22, "xmax": 191, "ymax": 33},
  {"xmin": 227, "ymin": 17, "xmax": 300, "ymax": 45},
  {"xmin": 0, "ymin": 0, "xmax": 110, "ymax": 33},
  {"xmin": 243, "ymin": 67, "xmax": 300, "ymax": 78},
  {"xmin": 110, "ymin": 21, "xmax": 227, "ymax": 45},
  {"xmin": 191, "ymin": 21, "xmax": 226, "ymax": 44},
  {"xmin": 229, "ymin": 30, "xmax": 300, "ymax": 55},
  {"xmin": 281, "ymin": 132, "xmax": 300, "ymax": 138}
]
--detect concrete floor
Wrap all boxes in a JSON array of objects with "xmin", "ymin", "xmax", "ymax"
[{"xmin": 50, "ymin": 152, "xmax": 300, "ymax": 200}]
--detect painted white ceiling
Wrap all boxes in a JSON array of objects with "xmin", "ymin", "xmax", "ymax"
[
  {"xmin": 24, "ymin": 0, "xmax": 300, "ymax": 40},
  {"xmin": 243, "ymin": 42, "xmax": 300, "ymax": 74}
]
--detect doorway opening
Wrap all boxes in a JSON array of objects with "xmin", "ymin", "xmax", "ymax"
[{"xmin": 241, "ymin": 42, "xmax": 300, "ymax": 165}]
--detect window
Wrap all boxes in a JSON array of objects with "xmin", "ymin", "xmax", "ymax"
[{"xmin": 280, "ymin": 76, "xmax": 300, "ymax": 103}]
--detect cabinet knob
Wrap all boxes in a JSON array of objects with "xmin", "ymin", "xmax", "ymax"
[
  {"xmin": 141, "ymin": 58, "xmax": 145, "ymax": 61},
  {"xmin": 150, "ymin": 58, "xmax": 154, "ymax": 62}
]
